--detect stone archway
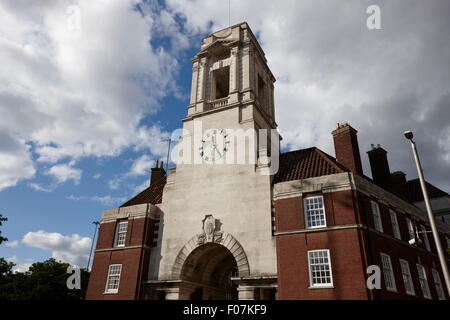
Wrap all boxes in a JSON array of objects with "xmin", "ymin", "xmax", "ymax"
[
  {"xmin": 172, "ymin": 232, "xmax": 250, "ymax": 279},
  {"xmin": 171, "ymin": 232, "xmax": 250, "ymax": 300}
]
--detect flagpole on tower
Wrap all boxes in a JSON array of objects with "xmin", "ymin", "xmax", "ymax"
[{"xmin": 228, "ymin": 0, "xmax": 230, "ymax": 26}]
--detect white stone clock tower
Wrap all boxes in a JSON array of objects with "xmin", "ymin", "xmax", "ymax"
[{"xmin": 147, "ymin": 22, "xmax": 279, "ymax": 300}]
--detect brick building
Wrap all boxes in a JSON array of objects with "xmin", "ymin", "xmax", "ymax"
[{"xmin": 86, "ymin": 22, "xmax": 449, "ymax": 300}]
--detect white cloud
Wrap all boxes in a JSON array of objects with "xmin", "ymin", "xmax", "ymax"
[
  {"xmin": 5, "ymin": 240, "xmax": 20, "ymax": 248},
  {"xmin": 91, "ymin": 195, "xmax": 126, "ymax": 206},
  {"xmin": 0, "ymin": 0, "xmax": 189, "ymax": 190},
  {"xmin": 166, "ymin": 0, "xmax": 450, "ymax": 192},
  {"xmin": 132, "ymin": 179, "xmax": 151, "ymax": 196},
  {"xmin": 6, "ymin": 255, "xmax": 32, "ymax": 273},
  {"xmin": 108, "ymin": 176, "xmax": 123, "ymax": 190},
  {"xmin": 92, "ymin": 173, "xmax": 101, "ymax": 180},
  {"xmin": 28, "ymin": 182, "xmax": 52, "ymax": 192},
  {"xmin": 22, "ymin": 230, "xmax": 91, "ymax": 267},
  {"xmin": 0, "ymin": 134, "xmax": 35, "ymax": 191},
  {"xmin": 46, "ymin": 162, "xmax": 82, "ymax": 185},
  {"xmin": 66, "ymin": 194, "xmax": 86, "ymax": 201},
  {"xmin": 128, "ymin": 154, "xmax": 154, "ymax": 177},
  {"xmin": 66, "ymin": 194, "xmax": 126, "ymax": 206}
]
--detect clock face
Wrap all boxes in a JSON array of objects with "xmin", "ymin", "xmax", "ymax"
[{"xmin": 199, "ymin": 129, "xmax": 230, "ymax": 162}]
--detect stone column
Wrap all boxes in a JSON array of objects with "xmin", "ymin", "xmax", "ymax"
[
  {"xmin": 241, "ymin": 44, "xmax": 252, "ymax": 102},
  {"xmin": 195, "ymin": 57, "xmax": 208, "ymax": 113},
  {"xmin": 237, "ymin": 285, "xmax": 255, "ymax": 300},
  {"xmin": 190, "ymin": 61, "xmax": 199, "ymax": 105},
  {"xmin": 164, "ymin": 287, "xmax": 180, "ymax": 300},
  {"xmin": 229, "ymin": 46, "xmax": 240, "ymax": 104}
]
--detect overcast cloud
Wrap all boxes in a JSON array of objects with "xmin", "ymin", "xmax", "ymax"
[
  {"xmin": 0, "ymin": 0, "xmax": 181, "ymax": 191},
  {"xmin": 0, "ymin": 0, "xmax": 449, "ymax": 193},
  {"xmin": 165, "ymin": 0, "xmax": 450, "ymax": 191}
]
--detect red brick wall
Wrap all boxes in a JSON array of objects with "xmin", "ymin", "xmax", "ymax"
[
  {"xmin": 366, "ymin": 231, "xmax": 449, "ymax": 300},
  {"xmin": 86, "ymin": 216, "xmax": 155, "ymax": 300},
  {"xmin": 275, "ymin": 188, "xmax": 449, "ymax": 300},
  {"xmin": 275, "ymin": 190, "xmax": 357, "ymax": 233},
  {"xmin": 357, "ymin": 193, "xmax": 449, "ymax": 300},
  {"xmin": 96, "ymin": 222, "xmax": 116, "ymax": 250},
  {"xmin": 276, "ymin": 229, "xmax": 368, "ymax": 299}
]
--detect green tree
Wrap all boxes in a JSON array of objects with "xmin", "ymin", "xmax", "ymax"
[
  {"xmin": 0, "ymin": 258, "xmax": 90, "ymax": 300},
  {"xmin": 0, "ymin": 214, "xmax": 7, "ymax": 245}
]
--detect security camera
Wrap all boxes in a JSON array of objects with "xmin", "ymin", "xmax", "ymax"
[
  {"xmin": 404, "ymin": 130, "xmax": 414, "ymax": 140},
  {"xmin": 408, "ymin": 238, "xmax": 422, "ymax": 246}
]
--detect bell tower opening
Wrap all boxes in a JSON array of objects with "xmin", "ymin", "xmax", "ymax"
[
  {"xmin": 180, "ymin": 243, "xmax": 238, "ymax": 300},
  {"xmin": 186, "ymin": 22, "xmax": 277, "ymax": 130},
  {"xmin": 257, "ymin": 74, "xmax": 266, "ymax": 111},
  {"xmin": 212, "ymin": 66, "xmax": 230, "ymax": 100}
]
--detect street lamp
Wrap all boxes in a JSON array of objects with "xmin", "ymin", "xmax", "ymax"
[
  {"xmin": 404, "ymin": 130, "xmax": 450, "ymax": 295},
  {"xmin": 86, "ymin": 221, "xmax": 100, "ymax": 271}
]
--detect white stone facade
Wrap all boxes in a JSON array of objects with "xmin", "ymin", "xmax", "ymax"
[{"xmin": 146, "ymin": 23, "xmax": 279, "ymax": 298}]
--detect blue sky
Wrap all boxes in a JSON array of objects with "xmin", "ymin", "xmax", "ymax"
[{"xmin": 1, "ymin": 0, "xmax": 449, "ymax": 271}]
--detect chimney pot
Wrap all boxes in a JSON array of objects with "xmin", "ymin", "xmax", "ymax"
[
  {"xmin": 332, "ymin": 123, "xmax": 363, "ymax": 176},
  {"xmin": 150, "ymin": 159, "xmax": 166, "ymax": 186}
]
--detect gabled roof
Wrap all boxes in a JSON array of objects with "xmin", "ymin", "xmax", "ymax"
[
  {"xmin": 273, "ymin": 147, "xmax": 347, "ymax": 184},
  {"xmin": 405, "ymin": 178, "xmax": 449, "ymax": 202},
  {"xmin": 120, "ymin": 176, "xmax": 167, "ymax": 208}
]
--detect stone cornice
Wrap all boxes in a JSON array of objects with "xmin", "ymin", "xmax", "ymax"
[
  {"xmin": 275, "ymin": 224, "xmax": 449, "ymax": 261},
  {"xmin": 95, "ymin": 244, "xmax": 152, "ymax": 253},
  {"xmin": 100, "ymin": 203, "xmax": 159, "ymax": 224},
  {"xmin": 273, "ymin": 172, "xmax": 449, "ymax": 233}
]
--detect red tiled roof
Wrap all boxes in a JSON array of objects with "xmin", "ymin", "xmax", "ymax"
[
  {"xmin": 273, "ymin": 147, "xmax": 347, "ymax": 183},
  {"xmin": 120, "ymin": 176, "xmax": 167, "ymax": 207},
  {"xmin": 405, "ymin": 178, "xmax": 448, "ymax": 202}
]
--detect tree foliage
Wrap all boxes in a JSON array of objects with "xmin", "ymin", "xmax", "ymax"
[
  {"xmin": 0, "ymin": 214, "xmax": 7, "ymax": 245},
  {"xmin": 0, "ymin": 258, "xmax": 90, "ymax": 300}
]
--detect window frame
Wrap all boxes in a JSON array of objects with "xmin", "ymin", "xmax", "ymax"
[
  {"xmin": 104, "ymin": 264, "xmax": 122, "ymax": 294},
  {"xmin": 406, "ymin": 217, "xmax": 415, "ymax": 240},
  {"xmin": 420, "ymin": 225, "xmax": 431, "ymax": 251},
  {"xmin": 307, "ymin": 249, "xmax": 334, "ymax": 288},
  {"xmin": 371, "ymin": 201, "xmax": 384, "ymax": 232},
  {"xmin": 380, "ymin": 253, "xmax": 397, "ymax": 292},
  {"xmin": 304, "ymin": 195, "xmax": 327, "ymax": 229},
  {"xmin": 416, "ymin": 263, "xmax": 432, "ymax": 299},
  {"xmin": 114, "ymin": 220, "xmax": 128, "ymax": 247},
  {"xmin": 431, "ymin": 268, "xmax": 445, "ymax": 300},
  {"xmin": 389, "ymin": 209, "xmax": 401, "ymax": 240},
  {"xmin": 399, "ymin": 259, "xmax": 415, "ymax": 296}
]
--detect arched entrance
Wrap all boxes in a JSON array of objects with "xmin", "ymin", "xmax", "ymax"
[
  {"xmin": 170, "ymin": 231, "xmax": 250, "ymax": 300},
  {"xmin": 180, "ymin": 243, "xmax": 238, "ymax": 300}
]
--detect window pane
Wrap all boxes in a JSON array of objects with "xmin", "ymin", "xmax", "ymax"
[
  {"xmin": 105, "ymin": 264, "xmax": 122, "ymax": 293},
  {"xmin": 380, "ymin": 253, "xmax": 396, "ymax": 291},
  {"xmin": 416, "ymin": 264, "xmax": 431, "ymax": 299},
  {"xmin": 371, "ymin": 202, "xmax": 383, "ymax": 232},
  {"xmin": 308, "ymin": 250, "xmax": 333, "ymax": 287},
  {"xmin": 305, "ymin": 196, "xmax": 326, "ymax": 228}
]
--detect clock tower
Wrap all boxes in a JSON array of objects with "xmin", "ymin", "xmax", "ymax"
[{"xmin": 147, "ymin": 22, "xmax": 279, "ymax": 300}]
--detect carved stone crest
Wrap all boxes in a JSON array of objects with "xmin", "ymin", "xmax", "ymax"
[{"xmin": 196, "ymin": 215, "xmax": 223, "ymax": 245}]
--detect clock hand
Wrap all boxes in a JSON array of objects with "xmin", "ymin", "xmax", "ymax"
[{"xmin": 213, "ymin": 145, "xmax": 222, "ymax": 158}]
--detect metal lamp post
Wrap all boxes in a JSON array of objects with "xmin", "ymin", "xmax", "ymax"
[
  {"xmin": 86, "ymin": 221, "xmax": 100, "ymax": 271},
  {"xmin": 404, "ymin": 130, "xmax": 450, "ymax": 295}
]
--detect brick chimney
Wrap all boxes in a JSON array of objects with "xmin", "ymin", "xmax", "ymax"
[
  {"xmin": 389, "ymin": 171, "xmax": 407, "ymax": 197},
  {"xmin": 332, "ymin": 123, "xmax": 363, "ymax": 176},
  {"xmin": 150, "ymin": 160, "xmax": 166, "ymax": 185},
  {"xmin": 367, "ymin": 144, "xmax": 390, "ymax": 189}
]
